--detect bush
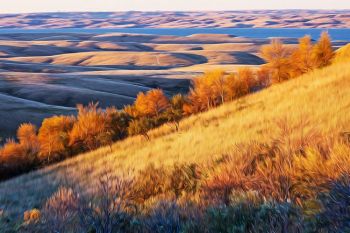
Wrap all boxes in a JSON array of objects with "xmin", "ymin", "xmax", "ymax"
[
  {"xmin": 317, "ymin": 175, "xmax": 350, "ymax": 232},
  {"xmin": 132, "ymin": 164, "xmax": 170, "ymax": 202},
  {"xmin": 142, "ymin": 201, "xmax": 183, "ymax": 233},
  {"xmin": 163, "ymin": 94, "xmax": 186, "ymax": 131},
  {"xmin": 78, "ymin": 174, "xmax": 136, "ymax": 233},
  {"xmin": 202, "ymin": 200, "xmax": 304, "ymax": 233},
  {"xmin": 127, "ymin": 117, "xmax": 156, "ymax": 140},
  {"xmin": 170, "ymin": 163, "xmax": 202, "ymax": 198},
  {"xmin": 23, "ymin": 209, "xmax": 41, "ymax": 224},
  {"xmin": 41, "ymin": 187, "xmax": 79, "ymax": 233}
]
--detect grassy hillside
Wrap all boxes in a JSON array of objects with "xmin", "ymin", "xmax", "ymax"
[
  {"xmin": 334, "ymin": 43, "xmax": 350, "ymax": 63},
  {"xmin": 1, "ymin": 61, "xmax": 350, "ymax": 220}
]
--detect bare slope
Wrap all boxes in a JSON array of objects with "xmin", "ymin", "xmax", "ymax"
[{"xmin": 1, "ymin": 61, "xmax": 350, "ymax": 218}]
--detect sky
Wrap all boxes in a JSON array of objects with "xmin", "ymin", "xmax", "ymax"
[{"xmin": 0, "ymin": 0, "xmax": 349, "ymax": 13}]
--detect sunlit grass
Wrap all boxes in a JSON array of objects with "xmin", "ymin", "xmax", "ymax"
[{"xmin": 0, "ymin": 61, "xmax": 350, "ymax": 219}]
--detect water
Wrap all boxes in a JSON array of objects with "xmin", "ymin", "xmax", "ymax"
[{"xmin": 0, "ymin": 28, "xmax": 350, "ymax": 41}]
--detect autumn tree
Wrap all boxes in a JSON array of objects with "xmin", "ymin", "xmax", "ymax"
[
  {"xmin": 134, "ymin": 89, "xmax": 169, "ymax": 118},
  {"xmin": 260, "ymin": 39, "xmax": 294, "ymax": 83},
  {"xmin": 164, "ymin": 94, "xmax": 186, "ymax": 131},
  {"xmin": 123, "ymin": 104, "xmax": 139, "ymax": 118},
  {"xmin": 209, "ymin": 70, "xmax": 226, "ymax": 105},
  {"xmin": 291, "ymin": 35, "xmax": 316, "ymax": 77},
  {"xmin": 105, "ymin": 106, "xmax": 130, "ymax": 141},
  {"xmin": 224, "ymin": 73, "xmax": 249, "ymax": 101},
  {"xmin": 0, "ymin": 123, "xmax": 39, "ymax": 178},
  {"xmin": 187, "ymin": 70, "xmax": 226, "ymax": 112},
  {"xmin": 256, "ymin": 66, "xmax": 271, "ymax": 88},
  {"xmin": 69, "ymin": 103, "xmax": 112, "ymax": 152},
  {"xmin": 38, "ymin": 115, "xmax": 75, "ymax": 163},
  {"xmin": 16, "ymin": 123, "xmax": 40, "ymax": 164},
  {"xmin": 312, "ymin": 31, "xmax": 334, "ymax": 68},
  {"xmin": 237, "ymin": 67, "xmax": 257, "ymax": 92},
  {"xmin": 127, "ymin": 117, "xmax": 155, "ymax": 140},
  {"xmin": 0, "ymin": 139, "xmax": 26, "ymax": 175}
]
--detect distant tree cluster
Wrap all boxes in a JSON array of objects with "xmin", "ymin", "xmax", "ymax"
[
  {"xmin": 0, "ymin": 32, "xmax": 335, "ymax": 180},
  {"xmin": 260, "ymin": 32, "xmax": 334, "ymax": 83}
]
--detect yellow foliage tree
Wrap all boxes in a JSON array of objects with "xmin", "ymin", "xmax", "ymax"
[
  {"xmin": 38, "ymin": 115, "xmax": 75, "ymax": 162},
  {"xmin": 291, "ymin": 35, "xmax": 316, "ymax": 77},
  {"xmin": 312, "ymin": 31, "xmax": 334, "ymax": 68}
]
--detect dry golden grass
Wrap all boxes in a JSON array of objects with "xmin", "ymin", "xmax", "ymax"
[
  {"xmin": 334, "ymin": 43, "xmax": 350, "ymax": 64},
  {"xmin": 1, "ymin": 61, "xmax": 350, "ymax": 218}
]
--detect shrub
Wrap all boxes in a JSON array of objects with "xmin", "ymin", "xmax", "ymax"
[
  {"xmin": 203, "ymin": 200, "xmax": 304, "ymax": 233},
  {"xmin": 132, "ymin": 164, "xmax": 170, "ymax": 202},
  {"xmin": 41, "ymin": 187, "xmax": 79, "ymax": 233},
  {"xmin": 170, "ymin": 163, "xmax": 202, "ymax": 198},
  {"xmin": 127, "ymin": 117, "xmax": 156, "ymax": 140},
  {"xmin": 78, "ymin": 174, "xmax": 135, "ymax": 233},
  {"xmin": 317, "ymin": 175, "xmax": 350, "ymax": 232},
  {"xmin": 105, "ymin": 107, "xmax": 130, "ymax": 141},
  {"xmin": 23, "ymin": 209, "xmax": 41, "ymax": 224},
  {"xmin": 164, "ymin": 94, "xmax": 186, "ymax": 131},
  {"xmin": 142, "ymin": 201, "xmax": 183, "ymax": 233}
]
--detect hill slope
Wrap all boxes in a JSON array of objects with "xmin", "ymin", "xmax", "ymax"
[{"xmin": 1, "ymin": 61, "xmax": 350, "ymax": 218}]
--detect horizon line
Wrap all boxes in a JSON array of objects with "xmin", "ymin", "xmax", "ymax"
[{"xmin": 1, "ymin": 9, "xmax": 350, "ymax": 14}]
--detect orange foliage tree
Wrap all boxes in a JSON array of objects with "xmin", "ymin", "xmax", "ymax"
[
  {"xmin": 69, "ymin": 103, "xmax": 113, "ymax": 151},
  {"xmin": 0, "ymin": 123, "xmax": 40, "ymax": 178},
  {"xmin": 260, "ymin": 39, "xmax": 293, "ymax": 83},
  {"xmin": 134, "ymin": 89, "xmax": 169, "ymax": 118},
  {"xmin": 16, "ymin": 123, "xmax": 40, "ymax": 163},
  {"xmin": 223, "ymin": 73, "xmax": 249, "ymax": 101},
  {"xmin": 188, "ymin": 70, "xmax": 226, "ymax": 112}
]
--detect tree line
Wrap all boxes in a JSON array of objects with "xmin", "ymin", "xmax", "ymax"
[{"xmin": 0, "ymin": 32, "xmax": 334, "ymax": 180}]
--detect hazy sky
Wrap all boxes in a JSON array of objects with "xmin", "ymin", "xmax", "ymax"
[{"xmin": 0, "ymin": 0, "xmax": 349, "ymax": 13}]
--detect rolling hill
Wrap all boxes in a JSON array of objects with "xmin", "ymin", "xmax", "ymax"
[
  {"xmin": 0, "ymin": 32, "xmax": 270, "ymax": 138},
  {"xmin": 0, "ymin": 60, "xmax": 349, "ymax": 221},
  {"xmin": 0, "ymin": 11, "xmax": 349, "ymax": 29}
]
